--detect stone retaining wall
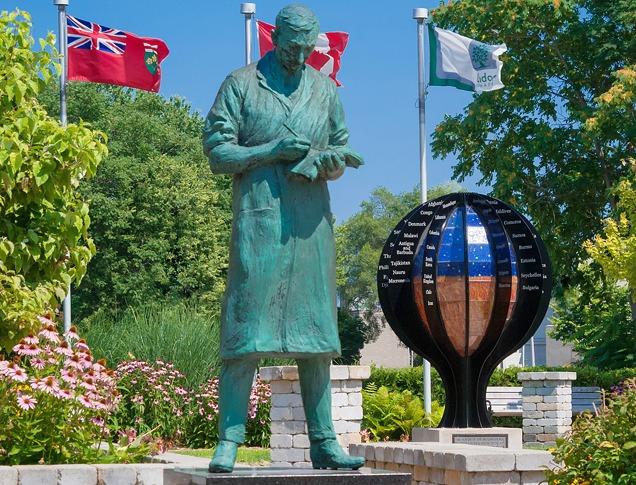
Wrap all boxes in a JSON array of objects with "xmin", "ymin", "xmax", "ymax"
[
  {"xmin": 0, "ymin": 463, "xmax": 173, "ymax": 485},
  {"xmin": 260, "ymin": 365, "xmax": 370, "ymax": 468},
  {"xmin": 518, "ymin": 371, "xmax": 576, "ymax": 446},
  {"xmin": 350, "ymin": 442, "xmax": 554, "ymax": 485}
]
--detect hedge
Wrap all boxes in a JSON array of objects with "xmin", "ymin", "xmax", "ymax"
[{"xmin": 367, "ymin": 365, "xmax": 636, "ymax": 402}]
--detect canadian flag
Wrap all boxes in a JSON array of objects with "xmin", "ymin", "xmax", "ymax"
[{"xmin": 256, "ymin": 21, "xmax": 349, "ymax": 86}]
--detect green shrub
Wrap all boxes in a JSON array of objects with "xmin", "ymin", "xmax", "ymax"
[
  {"xmin": 546, "ymin": 379, "xmax": 636, "ymax": 484},
  {"xmin": 0, "ymin": 10, "xmax": 107, "ymax": 350},
  {"xmin": 368, "ymin": 365, "xmax": 636, "ymax": 405},
  {"xmin": 366, "ymin": 366, "xmax": 445, "ymax": 403},
  {"xmin": 491, "ymin": 416, "xmax": 522, "ymax": 428},
  {"xmin": 361, "ymin": 384, "xmax": 443, "ymax": 441},
  {"xmin": 488, "ymin": 365, "xmax": 636, "ymax": 390},
  {"xmin": 80, "ymin": 302, "xmax": 220, "ymax": 387}
]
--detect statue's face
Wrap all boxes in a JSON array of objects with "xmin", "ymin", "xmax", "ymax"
[{"xmin": 273, "ymin": 25, "xmax": 317, "ymax": 74}]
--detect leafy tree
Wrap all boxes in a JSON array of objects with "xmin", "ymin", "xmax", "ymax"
[
  {"xmin": 335, "ymin": 308, "xmax": 366, "ymax": 365},
  {"xmin": 551, "ymin": 262, "xmax": 635, "ymax": 369},
  {"xmin": 583, "ymin": 59, "xmax": 636, "ymax": 318},
  {"xmin": 335, "ymin": 182, "xmax": 462, "ymax": 339},
  {"xmin": 40, "ymin": 84, "xmax": 232, "ymax": 320},
  {"xmin": 0, "ymin": 11, "xmax": 107, "ymax": 350},
  {"xmin": 553, "ymin": 66, "xmax": 635, "ymax": 362},
  {"xmin": 430, "ymin": 0, "xmax": 635, "ymax": 290},
  {"xmin": 585, "ymin": 175, "xmax": 636, "ymax": 319}
]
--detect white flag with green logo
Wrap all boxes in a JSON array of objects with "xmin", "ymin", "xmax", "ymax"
[{"xmin": 428, "ymin": 24, "xmax": 507, "ymax": 93}]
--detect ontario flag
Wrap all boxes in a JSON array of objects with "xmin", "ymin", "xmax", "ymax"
[
  {"xmin": 256, "ymin": 21, "xmax": 348, "ymax": 86},
  {"xmin": 66, "ymin": 15, "xmax": 169, "ymax": 93}
]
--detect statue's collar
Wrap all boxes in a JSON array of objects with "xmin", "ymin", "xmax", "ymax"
[{"xmin": 256, "ymin": 51, "xmax": 308, "ymax": 99}]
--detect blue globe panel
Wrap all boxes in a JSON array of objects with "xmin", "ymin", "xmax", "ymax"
[
  {"xmin": 437, "ymin": 208, "xmax": 465, "ymax": 277},
  {"xmin": 437, "ymin": 207, "xmax": 497, "ymax": 277},
  {"xmin": 466, "ymin": 207, "xmax": 495, "ymax": 278}
]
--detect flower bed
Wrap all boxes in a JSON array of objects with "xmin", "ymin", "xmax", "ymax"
[
  {"xmin": 0, "ymin": 317, "xmax": 126, "ymax": 464},
  {"xmin": 0, "ymin": 317, "xmax": 272, "ymax": 465},
  {"xmin": 112, "ymin": 360, "xmax": 271, "ymax": 449}
]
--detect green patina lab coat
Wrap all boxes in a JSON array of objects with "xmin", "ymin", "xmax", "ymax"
[{"xmin": 203, "ymin": 52, "xmax": 350, "ymax": 360}]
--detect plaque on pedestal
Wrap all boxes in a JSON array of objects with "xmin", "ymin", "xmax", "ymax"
[
  {"xmin": 164, "ymin": 467, "xmax": 411, "ymax": 485},
  {"xmin": 412, "ymin": 427, "xmax": 522, "ymax": 449}
]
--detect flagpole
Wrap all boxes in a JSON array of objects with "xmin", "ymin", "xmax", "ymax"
[
  {"xmin": 413, "ymin": 6, "xmax": 432, "ymax": 416},
  {"xmin": 55, "ymin": 0, "xmax": 68, "ymax": 127},
  {"xmin": 241, "ymin": 3, "xmax": 256, "ymax": 65},
  {"xmin": 55, "ymin": 0, "xmax": 71, "ymax": 333}
]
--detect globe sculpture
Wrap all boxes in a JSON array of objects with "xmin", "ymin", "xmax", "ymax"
[{"xmin": 377, "ymin": 192, "xmax": 552, "ymax": 428}]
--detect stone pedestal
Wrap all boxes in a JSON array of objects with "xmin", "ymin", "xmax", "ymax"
[
  {"xmin": 412, "ymin": 427, "xmax": 522, "ymax": 449},
  {"xmin": 350, "ymin": 442, "xmax": 555, "ymax": 485},
  {"xmin": 259, "ymin": 365, "xmax": 371, "ymax": 468},
  {"xmin": 518, "ymin": 371, "xmax": 576, "ymax": 446},
  {"xmin": 164, "ymin": 467, "xmax": 410, "ymax": 485}
]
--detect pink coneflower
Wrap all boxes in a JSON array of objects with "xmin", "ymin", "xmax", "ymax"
[
  {"xmin": 0, "ymin": 360, "xmax": 9, "ymax": 375},
  {"xmin": 65, "ymin": 354, "xmax": 84, "ymax": 370},
  {"xmin": 75, "ymin": 340, "xmax": 90, "ymax": 353},
  {"xmin": 38, "ymin": 324, "xmax": 60, "ymax": 344},
  {"xmin": 30, "ymin": 377, "xmax": 42, "ymax": 390},
  {"xmin": 37, "ymin": 315, "xmax": 55, "ymax": 326},
  {"xmin": 23, "ymin": 334, "xmax": 39, "ymax": 345},
  {"xmin": 80, "ymin": 377, "xmax": 96, "ymax": 392},
  {"xmin": 77, "ymin": 395, "xmax": 94, "ymax": 408},
  {"xmin": 61, "ymin": 368, "xmax": 77, "ymax": 384},
  {"xmin": 8, "ymin": 364, "xmax": 28, "ymax": 383},
  {"xmin": 38, "ymin": 376, "xmax": 60, "ymax": 395},
  {"xmin": 81, "ymin": 354, "xmax": 93, "ymax": 369},
  {"xmin": 91, "ymin": 417, "xmax": 105, "ymax": 427},
  {"xmin": 13, "ymin": 343, "xmax": 41, "ymax": 357},
  {"xmin": 30, "ymin": 358, "xmax": 46, "ymax": 370},
  {"xmin": 119, "ymin": 428, "xmax": 137, "ymax": 442},
  {"xmin": 16, "ymin": 393, "xmax": 37, "ymax": 410},
  {"xmin": 64, "ymin": 325, "xmax": 79, "ymax": 340},
  {"xmin": 56, "ymin": 389, "xmax": 72, "ymax": 400},
  {"xmin": 54, "ymin": 341, "xmax": 73, "ymax": 356},
  {"xmin": 92, "ymin": 360, "xmax": 107, "ymax": 372}
]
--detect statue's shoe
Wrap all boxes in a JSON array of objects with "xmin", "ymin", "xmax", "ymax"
[
  {"xmin": 208, "ymin": 440, "xmax": 238, "ymax": 473},
  {"xmin": 310, "ymin": 438, "xmax": 365, "ymax": 470}
]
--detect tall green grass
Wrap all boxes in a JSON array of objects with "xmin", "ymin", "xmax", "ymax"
[{"xmin": 80, "ymin": 302, "xmax": 221, "ymax": 387}]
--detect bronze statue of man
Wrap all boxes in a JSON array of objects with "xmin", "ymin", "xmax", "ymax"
[{"xmin": 203, "ymin": 4, "xmax": 364, "ymax": 473}]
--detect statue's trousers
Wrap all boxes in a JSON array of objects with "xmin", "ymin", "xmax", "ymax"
[{"xmin": 218, "ymin": 357, "xmax": 336, "ymax": 443}]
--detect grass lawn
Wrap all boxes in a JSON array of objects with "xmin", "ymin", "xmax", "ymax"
[
  {"xmin": 174, "ymin": 447, "xmax": 271, "ymax": 464},
  {"xmin": 524, "ymin": 442, "xmax": 553, "ymax": 451}
]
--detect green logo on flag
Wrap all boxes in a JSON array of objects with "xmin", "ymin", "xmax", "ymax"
[
  {"xmin": 469, "ymin": 41, "xmax": 495, "ymax": 70},
  {"xmin": 144, "ymin": 46, "xmax": 158, "ymax": 75}
]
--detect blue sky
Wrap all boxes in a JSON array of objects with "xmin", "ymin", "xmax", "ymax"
[{"xmin": 15, "ymin": 0, "xmax": 488, "ymax": 222}]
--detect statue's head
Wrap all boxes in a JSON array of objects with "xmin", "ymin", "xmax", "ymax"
[{"xmin": 272, "ymin": 4, "xmax": 319, "ymax": 74}]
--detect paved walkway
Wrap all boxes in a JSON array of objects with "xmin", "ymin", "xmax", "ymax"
[{"xmin": 150, "ymin": 451, "xmax": 259, "ymax": 468}]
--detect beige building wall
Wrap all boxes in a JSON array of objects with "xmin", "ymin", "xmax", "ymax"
[
  {"xmin": 359, "ymin": 319, "xmax": 411, "ymax": 368},
  {"xmin": 545, "ymin": 324, "xmax": 579, "ymax": 367}
]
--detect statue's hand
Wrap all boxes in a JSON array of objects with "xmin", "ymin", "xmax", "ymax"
[
  {"xmin": 315, "ymin": 150, "xmax": 346, "ymax": 180},
  {"xmin": 340, "ymin": 147, "xmax": 364, "ymax": 168},
  {"xmin": 270, "ymin": 136, "xmax": 311, "ymax": 162}
]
